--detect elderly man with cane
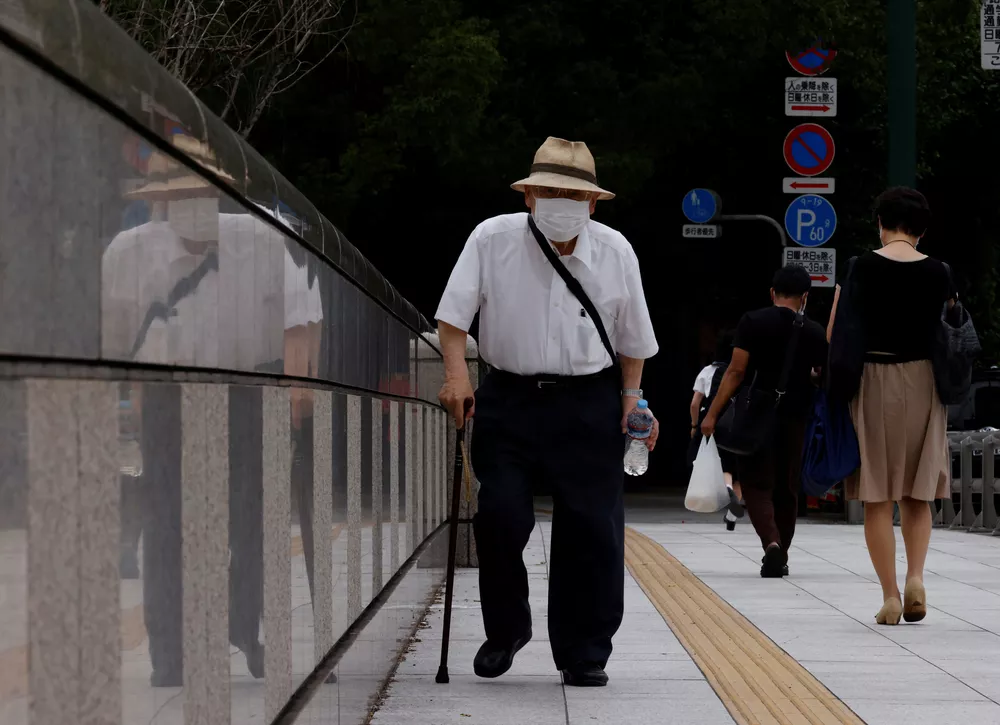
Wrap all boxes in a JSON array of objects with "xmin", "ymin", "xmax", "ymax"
[{"xmin": 435, "ymin": 137, "xmax": 659, "ymax": 687}]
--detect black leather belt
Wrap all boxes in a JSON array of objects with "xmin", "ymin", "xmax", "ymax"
[
  {"xmin": 489, "ymin": 366, "xmax": 618, "ymax": 390},
  {"xmin": 864, "ymin": 352, "xmax": 929, "ymax": 364}
]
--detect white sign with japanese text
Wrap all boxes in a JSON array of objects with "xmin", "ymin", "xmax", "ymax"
[
  {"xmin": 783, "ymin": 247, "xmax": 837, "ymax": 288},
  {"xmin": 682, "ymin": 225, "xmax": 720, "ymax": 239},
  {"xmin": 785, "ymin": 77, "xmax": 838, "ymax": 117},
  {"xmin": 984, "ymin": 0, "xmax": 1000, "ymax": 69}
]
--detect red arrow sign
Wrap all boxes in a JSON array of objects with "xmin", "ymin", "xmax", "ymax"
[
  {"xmin": 783, "ymin": 177, "xmax": 835, "ymax": 194},
  {"xmin": 810, "ymin": 275, "xmax": 830, "ymax": 283},
  {"xmin": 790, "ymin": 104, "xmax": 832, "ymax": 112}
]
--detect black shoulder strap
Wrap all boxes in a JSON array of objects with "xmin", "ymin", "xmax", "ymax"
[
  {"xmin": 941, "ymin": 261, "xmax": 959, "ymax": 302},
  {"xmin": 128, "ymin": 250, "xmax": 220, "ymax": 359},
  {"xmin": 527, "ymin": 217, "xmax": 617, "ymax": 366},
  {"xmin": 775, "ymin": 312, "xmax": 805, "ymax": 397},
  {"xmin": 843, "ymin": 255, "xmax": 859, "ymax": 284}
]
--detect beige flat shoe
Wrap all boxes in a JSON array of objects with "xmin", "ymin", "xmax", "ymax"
[
  {"xmin": 903, "ymin": 579, "xmax": 927, "ymax": 623},
  {"xmin": 875, "ymin": 597, "xmax": 902, "ymax": 625}
]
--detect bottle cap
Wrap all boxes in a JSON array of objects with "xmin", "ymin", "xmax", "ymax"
[{"xmin": 637, "ymin": 399, "xmax": 648, "ymax": 409}]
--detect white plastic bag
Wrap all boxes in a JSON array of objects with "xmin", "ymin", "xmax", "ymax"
[{"xmin": 684, "ymin": 437, "xmax": 730, "ymax": 513}]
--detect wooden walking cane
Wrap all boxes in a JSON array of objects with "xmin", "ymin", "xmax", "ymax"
[{"xmin": 436, "ymin": 398, "xmax": 474, "ymax": 684}]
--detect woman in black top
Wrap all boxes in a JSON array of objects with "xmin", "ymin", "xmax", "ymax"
[{"xmin": 828, "ymin": 187, "xmax": 952, "ymax": 626}]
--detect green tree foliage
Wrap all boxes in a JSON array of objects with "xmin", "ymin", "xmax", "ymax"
[{"xmin": 251, "ymin": 0, "xmax": 998, "ymax": 364}]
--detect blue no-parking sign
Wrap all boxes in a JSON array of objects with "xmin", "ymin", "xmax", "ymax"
[
  {"xmin": 784, "ymin": 195, "xmax": 837, "ymax": 247},
  {"xmin": 681, "ymin": 189, "xmax": 719, "ymax": 224}
]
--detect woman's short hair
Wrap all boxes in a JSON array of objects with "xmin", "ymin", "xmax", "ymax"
[{"xmin": 875, "ymin": 187, "xmax": 930, "ymax": 237}]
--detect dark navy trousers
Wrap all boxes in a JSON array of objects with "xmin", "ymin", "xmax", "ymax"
[{"xmin": 471, "ymin": 367, "xmax": 625, "ymax": 670}]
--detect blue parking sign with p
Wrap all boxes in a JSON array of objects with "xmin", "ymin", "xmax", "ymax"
[{"xmin": 784, "ymin": 194, "xmax": 837, "ymax": 247}]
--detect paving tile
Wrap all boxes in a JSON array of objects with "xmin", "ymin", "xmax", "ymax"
[
  {"xmin": 847, "ymin": 699, "xmax": 1000, "ymax": 725},
  {"xmin": 373, "ymin": 675, "xmax": 566, "ymax": 725},
  {"xmin": 565, "ymin": 681, "xmax": 734, "ymax": 725}
]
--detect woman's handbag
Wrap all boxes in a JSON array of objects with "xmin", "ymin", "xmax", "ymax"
[
  {"xmin": 932, "ymin": 265, "xmax": 981, "ymax": 405},
  {"xmin": 715, "ymin": 312, "xmax": 804, "ymax": 456},
  {"xmin": 801, "ymin": 388, "xmax": 860, "ymax": 496}
]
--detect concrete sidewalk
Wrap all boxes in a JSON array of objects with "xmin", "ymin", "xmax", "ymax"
[{"xmin": 371, "ymin": 518, "xmax": 1000, "ymax": 725}]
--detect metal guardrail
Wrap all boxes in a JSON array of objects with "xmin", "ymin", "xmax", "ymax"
[{"xmin": 935, "ymin": 430, "xmax": 1000, "ymax": 535}]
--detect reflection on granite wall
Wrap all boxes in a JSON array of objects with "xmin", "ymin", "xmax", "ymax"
[
  {"xmin": 0, "ymin": 2, "xmax": 449, "ymax": 723},
  {"xmin": 0, "ymin": 374, "xmax": 447, "ymax": 725}
]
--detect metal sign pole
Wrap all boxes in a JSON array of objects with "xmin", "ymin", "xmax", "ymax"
[{"xmin": 715, "ymin": 213, "xmax": 788, "ymax": 248}]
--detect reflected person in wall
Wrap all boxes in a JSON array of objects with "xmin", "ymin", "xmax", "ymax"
[
  {"xmin": 217, "ymin": 209, "xmax": 330, "ymax": 681},
  {"xmin": 102, "ymin": 156, "xmax": 234, "ymax": 687},
  {"xmin": 100, "ymin": 147, "xmax": 286, "ymax": 686}
]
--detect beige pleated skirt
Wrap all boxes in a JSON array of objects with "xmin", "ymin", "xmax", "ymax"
[{"xmin": 846, "ymin": 360, "xmax": 950, "ymax": 503}]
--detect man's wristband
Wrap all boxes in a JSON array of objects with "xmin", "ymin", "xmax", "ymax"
[{"xmin": 622, "ymin": 388, "xmax": 643, "ymax": 398}]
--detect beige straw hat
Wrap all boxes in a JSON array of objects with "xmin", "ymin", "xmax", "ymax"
[
  {"xmin": 124, "ymin": 135, "xmax": 235, "ymax": 201},
  {"xmin": 511, "ymin": 137, "xmax": 615, "ymax": 200}
]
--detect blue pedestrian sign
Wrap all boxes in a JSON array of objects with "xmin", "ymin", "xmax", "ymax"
[
  {"xmin": 681, "ymin": 189, "xmax": 719, "ymax": 224},
  {"xmin": 784, "ymin": 195, "xmax": 837, "ymax": 247}
]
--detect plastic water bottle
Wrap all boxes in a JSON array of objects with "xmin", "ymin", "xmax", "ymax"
[{"xmin": 624, "ymin": 400, "xmax": 653, "ymax": 476}]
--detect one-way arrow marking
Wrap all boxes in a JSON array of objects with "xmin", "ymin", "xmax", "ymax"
[
  {"xmin": 790, "ymin": 104, "xmax": 832, "ymax": 112},
  {"xmin": 782, "ymin": 177, "xmax": 836, "ymax": 195},
  {"xmin": 810, "ymin": 275, "xmax": 830, "ymax": 283}
]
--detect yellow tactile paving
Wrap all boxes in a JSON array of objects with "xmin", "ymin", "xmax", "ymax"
[{"xmin": 624, "ymin": 528, "xmax": 864, "ymax": 725}]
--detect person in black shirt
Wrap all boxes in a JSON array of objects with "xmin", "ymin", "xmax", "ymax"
[
  {"xmin": 827, "ymin": 187, "xmax": 952, "ymax": 626},
  {"xmin": 702, "ymin": 266, "xmax": 828, "ymax": 577}
]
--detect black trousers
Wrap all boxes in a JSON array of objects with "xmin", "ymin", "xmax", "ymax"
[
  {"xmin": 140, "ymin": 384, "xmax": 318, "ymax": 673},
  {"xmin": 739, "ymin": 418, "xmax": 806, "ymax": 554},
  {"xmin": 471, "ymin": 369, "xmax": 625, "ymax": 670}
]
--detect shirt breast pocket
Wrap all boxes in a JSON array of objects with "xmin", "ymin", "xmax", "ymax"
[{"xmin": 571, "ymin": 311, "xmax": 607, "ymax": 368}]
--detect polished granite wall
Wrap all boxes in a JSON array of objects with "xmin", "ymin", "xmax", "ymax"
[
  {"xmin": 0, "ymin": 373, "xmax": 448, "ymax": 725},
  {"xmin": 0, "ymin": 3, "xmax": 450, "ymax": 725}
]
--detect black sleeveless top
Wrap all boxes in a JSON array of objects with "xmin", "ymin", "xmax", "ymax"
[{"xmin": 851, "ymin": 252, "xmax": 955, "ymax": 362}]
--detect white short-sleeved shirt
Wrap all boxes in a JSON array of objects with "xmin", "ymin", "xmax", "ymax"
[
  {"xmin": 693, "ymin": 364, "xmax": 718, "ymax": 397},
  {"xmin": 101, "ymin": 213, "xmax": 322, "ymax": 369},
  {"xmin": 435, "ymin": 213, "xmax": 658, "ymax": 376}
]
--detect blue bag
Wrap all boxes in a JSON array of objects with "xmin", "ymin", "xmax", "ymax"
[{"xmin": 802, "ymin": 388, "xmax": 860, "ymax": 497}]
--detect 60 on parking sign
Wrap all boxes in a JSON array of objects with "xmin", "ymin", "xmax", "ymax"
[{"xmin": 784, "ymin": 194, "xmax": 837, "ymax": 247}]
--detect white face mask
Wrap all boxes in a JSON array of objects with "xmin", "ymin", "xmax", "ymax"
[
  {"xmin": 532, "ymin": 197, "xmax": 591, "ymax": 242},
  {"xmin": 167, "ymin": 197, "xmax": 219, "ymax": 242}
]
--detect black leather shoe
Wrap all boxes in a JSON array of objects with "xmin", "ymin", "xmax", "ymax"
[
  {"xmin": 761, "ymin": 544, "xmax": 786, "ymax": 578},
  {"xmin": 561, "ymin": 662, "xmax": 609, "ymax": 687},
  {"xmin": 473, "ymin": 630, "xmax": 532, "ymax": 679}
]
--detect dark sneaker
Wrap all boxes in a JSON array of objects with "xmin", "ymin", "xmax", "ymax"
[
  {"xmin": 727, "ymin": 488, "xmax": 745, "ymax": 519},
  {"xmin": 761, "ymin": 544, "xmax": 786, "ymax": 578},
  {"xmin": 473, "ymin": 629, "xmax": 532, "ymax": 679},
  {"xmin": 561, "ymin": 662, "xmax": 609, "ymax": 687}
]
